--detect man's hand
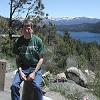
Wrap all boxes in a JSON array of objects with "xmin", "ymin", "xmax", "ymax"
[
  {"xmin": 27, "ymin": 72, "xmax": 35, "ymax": 81},
  {"xmin": 19, "ymin": 70, "xmax": 27, "ymax": 81}
]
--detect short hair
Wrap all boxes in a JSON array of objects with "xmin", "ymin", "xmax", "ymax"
[{"xmin": 22, "ymin": 19, "xmax": 33, "ymax": 28}]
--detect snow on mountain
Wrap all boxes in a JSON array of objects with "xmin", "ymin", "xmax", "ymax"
[{"xmin": 43, "ymin": 17, "xmax": 100, "ymax": 25}]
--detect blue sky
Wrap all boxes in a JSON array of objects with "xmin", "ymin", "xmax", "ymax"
[{"xmin": 0, "ymin": 0, "xmax": 100, "ymax": 18}]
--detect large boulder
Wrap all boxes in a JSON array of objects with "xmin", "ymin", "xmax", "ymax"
[
  {"xmin": 49, "ymin": 82, "xmax": 99, "ymax": 100},
  {"xmin": 65, "ymin": 67, "xmax": 87, "ymax": 87}
]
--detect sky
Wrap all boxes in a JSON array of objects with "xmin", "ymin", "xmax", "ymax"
[{"xmin": 0, "ymin": 0, "xmax": 100, "ymax": 19}]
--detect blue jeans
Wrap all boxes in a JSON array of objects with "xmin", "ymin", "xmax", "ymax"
[{"xmin": 11, "ymin": 67, "xmax": 43, "ymax": 100}]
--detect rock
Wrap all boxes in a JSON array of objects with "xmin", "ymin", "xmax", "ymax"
[
  {"xmin": 57, "ymin": 73, "xmax": 66, "ymax": 79},
  {"xmin": 65, "ymin": 67, "xmax": 87, "ymax": 87},
  {"xmin": 84, "ymin": 69, "xmax": 95, "ymax": 84},
  {"xmin": 45, "ymin": 91, "xmax": 66, "ymax": 100},
  {"xmin": 49, "ymin": 82, "xmax": 99, "ymax": 100},
  {"xmin": 55, "ymin": 72, "xmax": 67, "ymax": 82}
]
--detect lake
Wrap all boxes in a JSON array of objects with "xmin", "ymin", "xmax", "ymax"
[{"xmin": 57, "ymin": 31, "xmax": 100, "ymax": 44}]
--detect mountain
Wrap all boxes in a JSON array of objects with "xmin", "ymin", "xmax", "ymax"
[
  {"xmin": 43, "ymin": 17, "xmax": 100, "ymax": 33},
  {"xmin": 0, "ymin": 16, "xmax": 100, "ymax": 33},
  {"xmin": 43, "ymin": 17, "xmax": 100, "ymax": 25}
]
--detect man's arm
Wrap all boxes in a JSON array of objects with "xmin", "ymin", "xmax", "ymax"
[
  {"xmin": 16, "ymin": 55, "xmax": 27, "ymax": 81},
  {"xmin": 27, "ymin": 57, "xmax": 44, "ymax": 81},
  {"xmin": 34, "ymin": 58, "xmax": 44, "ymax": 73},
  {"xmin": 16, "ymin": 55, "xmax": 21, "ymax": 71}
]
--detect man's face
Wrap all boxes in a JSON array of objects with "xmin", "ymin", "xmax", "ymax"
[{"xmin": 22, "ymin": 24, "xmax": 33, "ymax": 36}]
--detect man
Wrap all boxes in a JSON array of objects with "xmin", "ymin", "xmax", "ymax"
[{"xmin": 11, "ymin": 19, "xmax": 45, "ymax": 100}]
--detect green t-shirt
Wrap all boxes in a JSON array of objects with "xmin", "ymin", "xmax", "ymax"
[{"xmin": 13, "ymin": 35, "xmax": 45, "ymax": 68}]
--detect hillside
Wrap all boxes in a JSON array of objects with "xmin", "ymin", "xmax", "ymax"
[
  {"xmin": 56, "ymin": 22, "xmax": 100, "ymax": 33},
  {"xmin": 43, "ymin": 17, "xmax": 100, "ymax": 25},
  {"xmin": 0, "ymin": 16, "xmax": 9, "ymax": 34},
  {"xmin": 43, "ymin": 17, "xmax": 100, "ymax": 33}
]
